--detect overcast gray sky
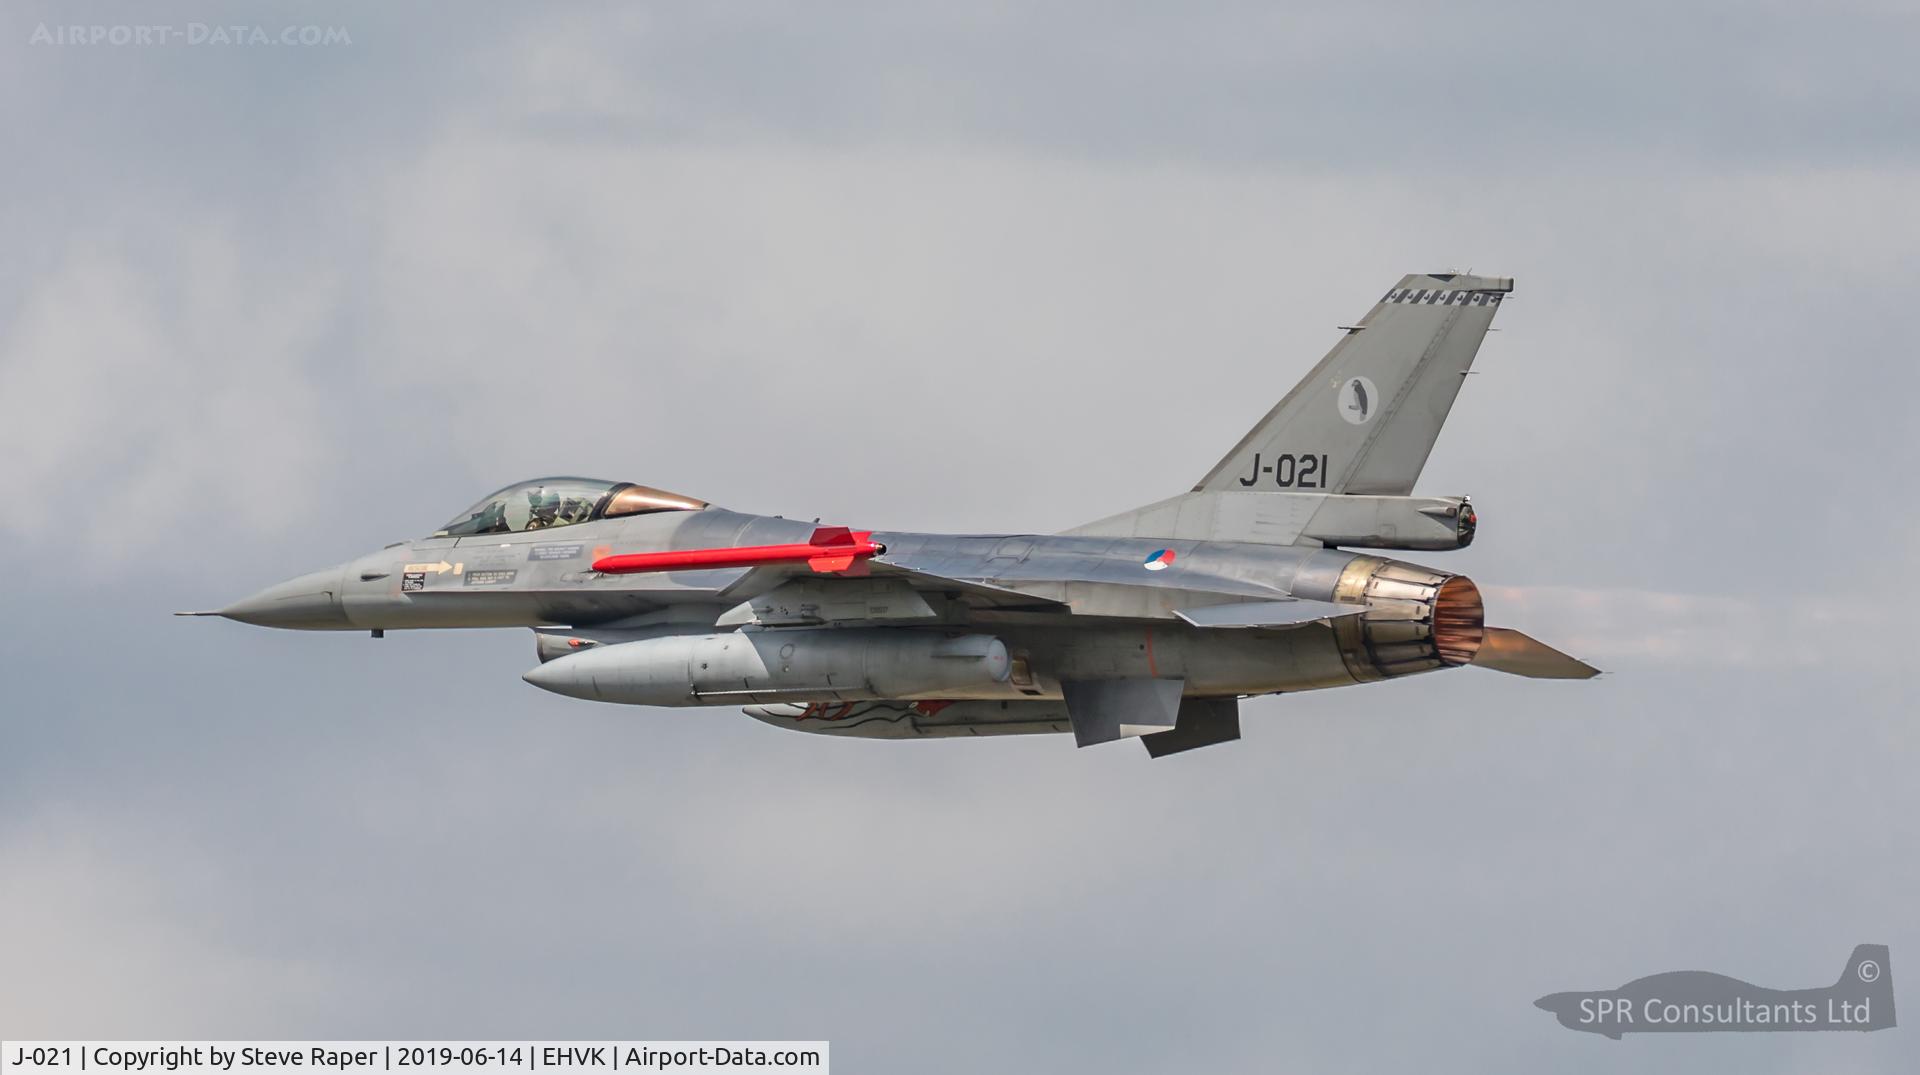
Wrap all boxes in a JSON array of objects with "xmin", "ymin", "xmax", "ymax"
[{"xmin": 3, "ymin": 2, "xmax": 1916, "ymax": 1071}]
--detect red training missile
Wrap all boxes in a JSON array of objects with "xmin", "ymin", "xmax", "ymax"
[{"xmin": 592, "ymin": 526, "xmax": 884, "ymax": 575}]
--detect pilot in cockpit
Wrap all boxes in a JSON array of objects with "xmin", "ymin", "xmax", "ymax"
[
  {"xmin": 525, "ymin": 486, "xmax": 562, "ymax": 529},
  {"xmin": 433, "ymin": 478, "xmax": 707, "ymax": 538}
]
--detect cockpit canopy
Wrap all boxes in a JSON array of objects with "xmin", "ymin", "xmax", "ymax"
[{"xmin": 434, "ymin": 477, "xmax": 706, "ymax": 537}]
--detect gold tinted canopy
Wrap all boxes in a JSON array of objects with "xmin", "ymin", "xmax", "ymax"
[{"xmin": 435, "ymin": 478, "xmax": 705, "ymax": 537}]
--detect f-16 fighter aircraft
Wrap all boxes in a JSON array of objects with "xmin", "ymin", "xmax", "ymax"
[{"xmin": 184, "ymin": 272, "xmax": 1597, "ymax": 756}]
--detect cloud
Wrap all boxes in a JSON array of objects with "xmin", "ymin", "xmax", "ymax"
[
  {"xmin": 0, "ymin": 808, "xmax": 346, "ymax": 1035},
  {"xmin": 9, "ymin": 128, "xmax": 1916, "ymax": 600},
  {"xmin": 0, "ymin": 225, "xmax": 339, "ymax": 557},
  {"xmin": 492, "ymin": 2, "xmax": 1920, "ymax": 169}
]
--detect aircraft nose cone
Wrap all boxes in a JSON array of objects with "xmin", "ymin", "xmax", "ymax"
[{"xmin": 217, "ymin": 568, "xmax": 349, "ymax": 629}]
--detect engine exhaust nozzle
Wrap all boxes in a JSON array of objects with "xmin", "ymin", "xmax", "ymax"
[{"xmin": 1328, "ymin": 556, "xmax": 1486, "ymax": 681}]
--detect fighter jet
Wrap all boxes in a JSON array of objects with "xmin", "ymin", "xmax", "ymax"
[{"xmin": 183, "ymin": 272, "xmax": 1598, "ymax": 756}]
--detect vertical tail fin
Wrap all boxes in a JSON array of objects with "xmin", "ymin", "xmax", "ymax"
[{"xmin": 1195, "ymin": 272, "xmax": 1512, "ymax": 496}]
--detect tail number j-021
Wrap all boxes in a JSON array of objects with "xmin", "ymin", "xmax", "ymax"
[{"xmin": 1237, "ymin": 452, "xmax": 1330, "ymax": 488}]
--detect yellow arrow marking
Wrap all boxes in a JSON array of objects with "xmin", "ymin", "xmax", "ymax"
[{"xmin": 403, "ymin": 561, "xmax": 464, "ymax": 575}]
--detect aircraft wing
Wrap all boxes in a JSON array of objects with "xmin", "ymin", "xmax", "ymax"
[
  {"xmin": 720, "ymin": 565, "xmax": 1358, "ymax": 631},
  {"xmin": 867, "ymin": 560, "xmax": 1073, "ymax": 611},
  {"xmin": 713, "ymin": 558, "xmax": 1070, "ymax": 627},
  {"xmin": 597, "ymin": 526, "xmax": 1338, "ymax": 628}
]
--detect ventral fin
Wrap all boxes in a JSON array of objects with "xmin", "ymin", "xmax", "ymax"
[{"xmin": 1060, "ymin": 678, "xmax": 1184, "ymax": 747}]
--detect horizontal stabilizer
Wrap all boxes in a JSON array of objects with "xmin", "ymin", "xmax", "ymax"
[
  {"xmin": 1143, "ymin": 697, "xmax": 1241, "ymax": 757},
  {"xmin": 1061, "ymin": 678, "xmax": 1183, "ymax": 747},
  {"xmin": 1471, "ymin": 627, "xmax": 1601, "ymax": 679},
  {"xmin": 1174, "ymin": 598, "xmax": 1362, "ymax": 629}
]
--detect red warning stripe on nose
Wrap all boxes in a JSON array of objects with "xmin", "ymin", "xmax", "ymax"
[{"xmin": 591, "ymin": 528, "xmax": 882, "ymax": 575}]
